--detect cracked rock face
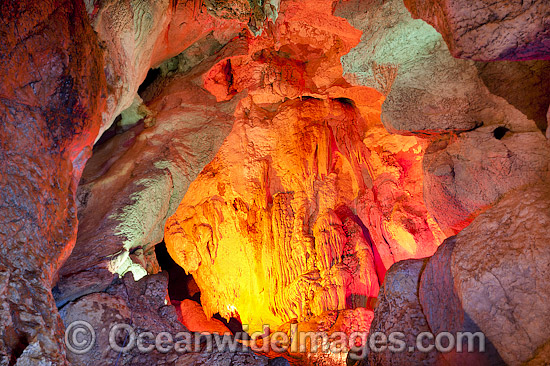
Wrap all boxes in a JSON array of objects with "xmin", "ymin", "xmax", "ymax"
[
  {"xmin": 54, "ymin": 49, "xmax": 245, "ymax": 307},
  {"xmin": 0, "ymin": 0, "xmax": 106, "ymax": 363},
  {"xmin": 403, "ymin": 0, "xmax": 550, "ymax": 61},
  {"xmin": 60, "ymin": 272, "xmax": 268, "ymax": 366},
  {"xmin": 450, "ymin": 184, "xmax": 550, "ymax": 365}
]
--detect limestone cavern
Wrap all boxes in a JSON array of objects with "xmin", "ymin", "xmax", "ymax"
[{"xmin": 0, "ymin": 0, "xmax": 549, "ymax": 365}]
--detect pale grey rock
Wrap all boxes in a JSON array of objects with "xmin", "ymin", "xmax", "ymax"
[
  {"xmin": 403, "ymin": 0, "xmax": 550, "ymax": 61},
  {"xmin": 423, "ymin": 123, "xmax": 550, "ymax": 234},
  {"xmin": 451, "ymin": 184, "xmax": 550, "ymax": 365}
]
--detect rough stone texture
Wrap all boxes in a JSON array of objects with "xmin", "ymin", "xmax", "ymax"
[
  {"xmin": 352, "ymin": 259, "xmax": 437, "ymax": 366},
  {"xmin": 403, "ymin": 0, "xmax": 550, "ymax": 61},
  {"xmin": 450, "ymin": 184, "xmax": 550, "ymax": 365},
  {"xmin": 202, "ymin": 0, "xmax": 280, "ymax": 34},
  {"xmin": 338, "ymin": 0, "xmax": 550, "ymax": 234},
  {"xmin": 0, "ymin": 0, "xmax": 106, "ymax": 364},
  {"xmin": 89, "ymin": 0, "xmax": 249, "ymax": 138},
  {"xmin": 164, "ymin": 0, "xmax": 446, "ymax": 337},
  {"xmin": 423, "ymin": 124, "xmax": 550, "ymax": 235},
  {"xmin": 356, "ymin": 126, "xmax": 445, "ymax": 273},
  {"xmin": 3, "ymin": 1, "xmax": 550, "ymax": 366},
  {"xmin": 286, "ymin": 308, "xmax": 373, "ymax": 366},
  {"xmin": 54, "ymin": 40, "xmax": 247, "ymax": 307},
  {"xmin": 338, "ymin": 0, "xmax": 483, "ymax": 135},
  {"xmin": 338, "ymin": 0, "xmax": 549, "ymax": 137},
  {"xmin": 419, "ymin": 237, "xmax": 505, "ymax": 365},
  {"xmin": 60, "ymin": 272, "xmax": 267, "ymax": 366},
  {"xmin": 474, "ymin": 60, "xmax": 550, "ymax": 133},
  {"xmin": 174, "ymin": 299, "xmax": 231, "ymax": 334},
  {"xmin": 0, "ymin": 0, "xmax": 270, "ymax": 363}
]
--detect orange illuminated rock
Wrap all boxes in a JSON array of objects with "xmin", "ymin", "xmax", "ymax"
[
  {"xmin": 165, "ymin": 96, "xmax": 445, "ymax": 332},
  {"xmin": 164, "ymin": 0, "xmax": 446, "ymax": 336},
  {"xmin": 174, "ymin": 299, "xmax": 232, "ymax": 335}
]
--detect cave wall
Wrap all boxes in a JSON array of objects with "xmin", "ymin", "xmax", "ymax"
[
  {"xmin": 164, "ymin": 0, "xmax": 447, "ymax": 334},
  {"xmin": 0, "ymin": 0, "xmax": 548, "ymax": 365},
  {"xmin": 0, "ymin": 1, "xmax": 106, "ymax": 363}
]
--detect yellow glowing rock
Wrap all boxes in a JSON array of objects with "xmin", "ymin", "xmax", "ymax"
[{"xmin": 165, "ymin": 96, "xmax": 444, "ymax": 332}]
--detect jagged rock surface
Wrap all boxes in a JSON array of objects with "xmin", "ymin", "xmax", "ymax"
[
  {"xmin": 60, "ymin": 272, "xmax": 268, "ymax": 366},
  {"xmin": 0, "ymin": 0, "xmax": 274, "ymax": 363},
  {"xmin": 54, "ymin": 40, "xmax": 247, "ymax": 307},
  {"xmin": 449, "ymin": 184, "xmax": 550, "ymax": 365},
  {"xmin": 351, "ymin": 259, "xmax": 437, "ymax": 366},
  {"xmin": 0, "ymin": 0, "xmax": 106, "ymax": 364},
  {"xmin": 403, "ymin": 0, "xmax": 550, "ymax": 61},
  {"xmin": 166, "ymin": 98, "xmax": 381, "ymax": 331}
]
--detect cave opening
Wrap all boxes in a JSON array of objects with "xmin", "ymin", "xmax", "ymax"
[
  {"xmin": 155, "ymin": 241, "xmax": 245, "ymax": 335},
  {"xmin": 493, "ymin": 126, "xmax": 510, "ymax": 140},
  {"xmin": 138, "ymin": 67, "xmax": 162, "ymax": 96}
]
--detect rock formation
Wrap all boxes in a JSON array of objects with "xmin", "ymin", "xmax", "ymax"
[
  {"xmin": 54, "ymin": 38, "xmax": 247, "ymax": 307},
  {"xmin": 403, "ymin": 0, "xmax": 550, "ymax": 61},
  {"xmin": 339, "ymin": 0, "xmax": 550, "ymax": 235},
  {"xmin": 354, "ymin": 259, "xmax": 437, "ymax": 366},
  {"xmin": 0, "ymin": 1, "xmax": 106, "ymax": 363},
  {"xmin": 359, "ymin": 183, "xmax": 550, "ymax": 366},
  {"xmin": 1, "ymin": 0, "xmax": 549, "ymax": 365},
  {"xmin": 60, "ymin": 272, "xmax": 268, "ymax": 365}
]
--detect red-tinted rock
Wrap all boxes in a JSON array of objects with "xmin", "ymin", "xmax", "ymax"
[
  {"xmin": 404, "ymin": 0, "xmax": 550, "ymax": 61},
  {"xmin": 174, "ymin": 299, "xmax": 231, "ymax": 334},
  {"xmin": 0, "ymin": 0, "xmax": 106, "ymax": 363},
  {"xmin": 55, "ymin": 42, "xmax": 246, "ymax": 306}
]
